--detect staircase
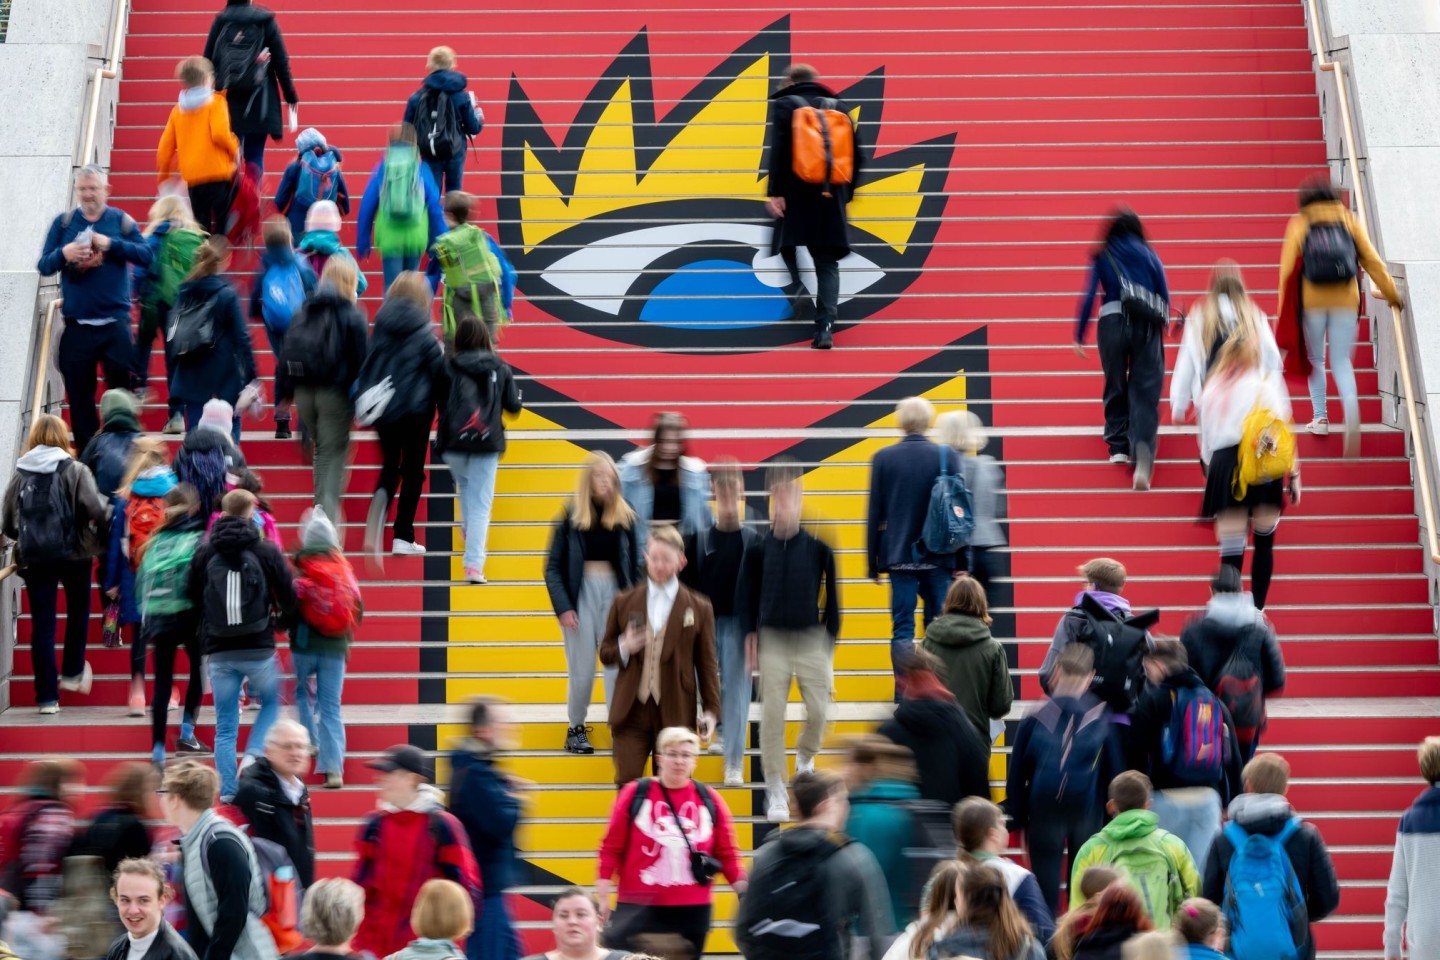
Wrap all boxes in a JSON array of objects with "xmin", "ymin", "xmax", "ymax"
[{"xmin": 4, "ymin": 1, "xmax": 1438, "ymax": 957}]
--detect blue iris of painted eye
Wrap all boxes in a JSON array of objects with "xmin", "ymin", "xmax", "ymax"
[{"xmin": 639, "ymin": 259, "xmax": 793, "ymax": 329}]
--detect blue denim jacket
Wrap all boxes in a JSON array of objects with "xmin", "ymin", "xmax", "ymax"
[{"xmin": 618, "ymin": 447, "xmax": 713, "ymax": 555}]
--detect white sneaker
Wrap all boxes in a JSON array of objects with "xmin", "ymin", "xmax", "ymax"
[
  {"xmin": 1108, "ymin": 453, "xmax": 1130, "ymax": 464},
  {"xmin": 392, "ymin": 539, "xmax": 427, "ymax": 556},
  {"xmin": 163, "ymin": 414, "xmax": 185, "ymax": 435},
  {"xmin": 1308, "ymin": 417, "xmax": 1330, "ymax": 436},
  {"xmin": 38, "ymin": 703, "xmax": 59, "ymax": 715},
  {"xmin": 766, "ymin": 786, "xmax": 790, "ymax": 822},
  {"xmin": 795, "ymin": 753, "xmax": 816, "ymax": 776},
  {"xmin": 723, "ymin": 765, "xmax": 744, "ymax": 787},
  {"xmin": 707, "ymin": 736, "xmax": 725, "ymax": 755},
  {"xmin": 1343, "ymin": 419, "xmax": 1361, "ymax": 458},
  {"xmin": 59, "ymin": 662, "xmax": 93, "ymax": 695}
]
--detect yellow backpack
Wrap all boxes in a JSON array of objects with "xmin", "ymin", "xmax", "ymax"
[{"xmin": 1233, "ymin": 397, "xmax": 1296, "ymax": 499}]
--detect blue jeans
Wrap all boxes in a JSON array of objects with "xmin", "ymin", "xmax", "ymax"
[
  {"xmin": 1302, "ymin": 307, "xmax": 1359, "ymax": 426},
  {"xmin": 381, "ymin": 254, "xmax": 423, "ymax": 293},
  {"xmin": 209, "ymin": 654, "xmax": 281, "ymax": 798},
  {"xmin": 293, "ymin": 651, "xmax": 347, "ymax": 776},
  {"xmin": 240, "ymin": 133, "xmax": 267, "ymax": 174},
  {"xmin": 442, "ymin": 451, "xmax": 499, "ymax": 574},
  {"xmin": 715, "ymin": 615, "xmax": 750, "ymax": 771},
  {"xmin": 426, "ymin": 155, "xmax": 466, "ymax": 196},
  {"xmin": 468, "ymin": 895, "xmax": 520, "ymax": 960},
  {"xmin": 888, "ymin": 567, "xmax": 950, "ymax": 692},
  {"xmin": 182, "ymin": 402, "xmax": 242, "ymax": 444},
  {"xmin": 1151, "ymin": 787, "xmax": 1222, "ymax": 877}
]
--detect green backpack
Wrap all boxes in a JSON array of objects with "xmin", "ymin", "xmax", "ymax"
[
  {"xmin": 434, "ymin": 224, "xmax": 501, "ymax": 330},
  {"xmin": 375, "ymin": 143, "xmax": 428, "ymax": 255},
  {"xmin": 150, "ymin": 227, "xmax": 205, "ymax": 307},
  {"xmin": 1103, "ymin": 835, "xmax": 1185, "ymax": 928},
  {"xmin": 136, "ymin": 529, "xmax": 203, "ymax": 618}
]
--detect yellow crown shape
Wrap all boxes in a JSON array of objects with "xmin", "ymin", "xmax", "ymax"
[{"xmin": 499, "ymin": 19, "xmax": 955, "ymax": 255}]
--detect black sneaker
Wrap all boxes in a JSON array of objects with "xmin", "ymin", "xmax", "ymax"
[
  {"xmin": 274, "ymin": 420, "xmax": 293, "ymax": 440},
  {"xmin": 175, "ymin": 735, "xmax": 211, "ymax": 755},
  {"xmin": 812, "ymin": 328, "xmax": 833, "ymax": 350},
  {"xmin": 565, "ymin": 725, "xmax": 595, "ymax": 755}
]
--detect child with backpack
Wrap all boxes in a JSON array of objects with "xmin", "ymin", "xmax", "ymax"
[
  {"xmin": 429, "ymin": 191, "xmax": 515, "ymax": 342},
  {"xmin": 207, "ymin": 469, "xmax": 283, "ymax": 549},
  {"xmin": 137, "ymin": 484, "xmax": 210, "ymax": 764},
  {"xmin": 83, "ymin": 391, "xmax": 143, "ymax": 661},
  {"xmin": 274, "ymin": 127, "xmax": 350, "ymax": 241},
  {"xmin": 357, "ymin": 124, "xmax": 447, "ymax": 292},
  {"xmin": 297, "ymin": 199, "xmax": 368, "ymax": 296},
  {"xmin": 132, "ymin": 195, "xmax": 205, "ymax": 433},
  {"xmin": 249, "ymin": 218, "xmax": 317, "ymax": 440},
  {"xmin": 403, "ymin": 46, "xmax": 484, "ymax": 195},
  {"xmin": 1172, "ymin": 899, "xmax": 1229, "ymax": 960},
  {"xmin": 1201, "ymin": 754, "xmax": 1338, "ymax": 960},
  {"xmin": 291, "ymin": 506, "xmax": 361, "ymax": 789},
  {"xmin": 1006, "ymin": 644, "xmax": 1125, "ymax": 916},
  {"xmin": 156, "ymin": 57, "xmax": 240, "ymax": 237},
  {"xmin": 1071, "ymin": 771, "xmax": 1201, "ymax": 930},
  {"xmin": 101, "ymin": 435, "xmax": 169, "ymax": 714},
  {"xmin": 167, "ymin": 237, "xmax": 257, "ymax": 444}
]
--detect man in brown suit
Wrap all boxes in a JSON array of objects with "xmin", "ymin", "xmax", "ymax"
[{"xmin": 600, "ymin": 524, "xmax": 721, "ymax": 784}]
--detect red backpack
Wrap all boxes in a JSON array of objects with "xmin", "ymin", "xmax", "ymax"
[
  {"xmin": 127, "ymin": 495, "xmax": 168, "ymax": 565},
  {"xmin": 294, "ymin": 551, "xmax": 361, "ymax": 637}
]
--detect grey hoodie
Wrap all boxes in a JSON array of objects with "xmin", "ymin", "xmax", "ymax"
[{"xmin": 2, "ymin": 446, "xmax": 110, "ymax": 564}]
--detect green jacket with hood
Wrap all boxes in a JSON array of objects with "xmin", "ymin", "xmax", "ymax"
[
  {"xmin": 920, "ymin": 613, "xmax": 1013, "ymax": 742},
  {"xmin": 1069, "ymin": 808, "xmax": 1201, "ymax": 926},
  {"xmin": 846, "ymin": 778, "xmax": 923, "ymax": 926}
]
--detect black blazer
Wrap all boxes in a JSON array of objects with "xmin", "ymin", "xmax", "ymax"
[{"xmin": 543, "ymin": 506, "xmax": 640, "ymax": 616}]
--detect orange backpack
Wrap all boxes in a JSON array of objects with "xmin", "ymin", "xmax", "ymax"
[
  {"xmin": 127, "ymin": 495, "xmax": 168, "ymax": 566},
  {"xmin": 787, "ymin": 95, "xmax": 855, "ymax": 196}
]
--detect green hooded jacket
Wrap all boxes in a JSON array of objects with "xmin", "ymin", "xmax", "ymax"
[
  {"xmin": 919, "ymin": 613, "xmax": 1013, "ymax": 742},
  {"xmin": 846, "ymin": 778, "xmax": 923, "ymax": 926}
]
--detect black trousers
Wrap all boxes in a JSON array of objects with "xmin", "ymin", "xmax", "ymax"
[
  {"xmin": 149, "ymin": 617, "xmax": 203, "ymax": 748},
  {"xmin": 188, "ymin": 180, "xmax": 233, "ymax": 237},
  {"xmin": 1025, "ymin": 802, "xmax": 1104, "ymax": 916},
  {"xmin": 375, "ymin": 415, "xmax": 433, "ymax": 542},
  {"xmin": 780, "ymin": 245, "xmax": 844, "ymax": 334},
  {"xmin": 606, "ymin": 901, "xmax": 712, "ymax": 960},
  {"xmin": 1097, "ymin": 313, "xmax": 1163, "ymax": 459},
  {"xmin": 58, "ymin": 320, "xmax": 133, "ymax": 453},
  {"xmin": 24, "ymin": 559, "xmax": 94, "ymax": 706}
]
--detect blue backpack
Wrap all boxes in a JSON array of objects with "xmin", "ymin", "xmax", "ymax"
[
  {"xmin": 1161, "ymin": 684, "xmax": 1228, "ymax": 786},
  {"xmin": 1030, "ymin": 698, "xmax": 1111, "ymax": 806},
  {"xmin": 919, "ymin": 448, "xmax": 975, "ymax": 555},
  {"xmin": 295, "ymin": 150, "xmax": 339, "ymax": 207},
  {"xmin": 1223, "ymin": 818, "xmax": 1308, "ymax": 960},
  {"xmin": 261, "ymin": 260, "xmax": 307, "ymax": 332}
]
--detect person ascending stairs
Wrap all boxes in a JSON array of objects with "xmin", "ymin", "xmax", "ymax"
[{"xmin": 357, "ymin": 124, "xmax": 447, "ymax": 293}]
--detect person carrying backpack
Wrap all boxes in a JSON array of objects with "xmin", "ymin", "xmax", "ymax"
[
  {"xmin": 1070, "ymin": 771, "xmax": 1201, "ymax": 930},
  {"xmin": 84, "ymin": 391, "xmax": 146, "ymax": 696},
  {"xmin": 202, "ymin": 0, "xmax": 299, "ymax": 175},
  {"xmin": 277, "ymin": 257, "xmax": 369, "ymax": 523},
  {"xmin": 296, "ymin": 200, "xmax": 368, "ymax": 296},
  {"xmin": 167, "ymin": 236, "xmax": 257, "ymax": 444},
  {"xmin": 1129, "ymin": 640, "xmax": 1243, "ymax": 877},
  {"xmin": 137, "ymin": 484, "xmax": 210, "ymax": 765},
  {"xmin": 357, "ymin": 124, "xmax": 447, "ymax": 293},
  {"xmin": 119, "ymin": 440, "xmax": 180, "ymax": 564},
  {"xmin": 1180, "ymin": 567, "xmax": 1286, "ymax": 764},
  {"xmin": 1202, "ymin": 754, "xmax": 1339, "ymax": 960},
  {"xmin": 434, "ymin": 317, "xmax": 523, "ymax": 584},
  {"xmin": 249, "ymin": 218, "xmax": 317, "ymax": 440},
  {"xmin": 132, "ymin": 194, "xmax": 205, "ymax": 433},
  {"xmin": 187, "ymin": 489, "xmax": 298, "ymax": 801},
  {"xmin": 876, "ymin": 651, "xmax": 992, "ymax": 807},
  {"xmin": 842, "ymin": 736, "xmax": 930, "ymax": 927},
  {"xmin": 919, "ymin": 575, "xmax": 1013, "ymax": 748},
  {"xmin": 429, "ymin": 190, "xmax": 515, "ymax": 342},
  {"xmin": 291, "ymin": 507, "xmax": 361, "ymax": 788},
  {"xmin": 935, "ymin": 409, "xmax": 1006, "ymax": 603},
  {"xmin": 867, "ymin": 396, "xmax": 961, "ymax": 698},
  {"xmin": 175, "ymin": 402, "xmax": 248, "ymax": 515},
  {"xmin": 1275, "ymin": 176, "xmax": 1404, "ymax": 457},
  {"xmin": 274, "ymin": 128, "xmax": 350, "ymax": 240},
  {"xmin": 0, "ymin": 759, "xmax": 83, "ymax": 919},
  {"xmin": 1007, "ymin": 644, "xmax": 1126, "ymax": 916},
  {"xmin": 402, "ymin": 46, "xmax": 484, "ymax": 196},
  {"xmin": 737, "ymin": 770, "xmax": 895, "ymax": 960},
  {"xmin": 356, "ymin": 272, "xmax": 445, "ymax": 559},
  {"xmin": 99, "ymin": 433, "xmax": 165, "ymax": 715},
  {"xmin": 2, "ymin": 415, "xmax": 110, "ymax": 713},
  {"xmin": 157, "ymin": 56, "xmax": 240, "ymax": 236},
  {"xmin": 160, "ymin": 760, "xmax": 280, "ymax": 960}
]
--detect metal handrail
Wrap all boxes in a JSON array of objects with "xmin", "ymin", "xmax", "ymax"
[
  {"xmin": 79, "ymin": 0, "xmax": 131, "ymax": 166},
  {"xmin": 1304, "ymin": 0, "xmax": 1440, "ymax": 565},
  {"xmin": 28, "ymin": 298, "xmax": 62, "ymax": 435}
]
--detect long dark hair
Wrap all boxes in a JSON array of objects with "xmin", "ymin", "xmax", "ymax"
[{"xmin": 1103, "ymin": 207, "xmax": 1147, "ymax": 246}]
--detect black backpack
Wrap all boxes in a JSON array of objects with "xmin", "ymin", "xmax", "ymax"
[
  {"xmin": 1214, "ymin": 624, "xmax": 1270, "ymax": 752},
  {"xmin": 212, "ymin": 18, "xmax": 267, "ymax": 92},
  {"xmin": 414, "ymin": 86, "xmax": 466, "ymax": 162},
  {"xmin": 738, "ymin": 832, "xmax": 846, "ymax": 960},
  {"xmin": 1029, "ymin": 697, "xmax": 1112, "ymax": 807},
  {"xmin": 203, "ymin": 548, "xmax": 272, "ymax": 638},
  {"xmin": 443, "ymin": 362, "xmax": 504, "ymax": 453},
  {"xmin": 284, "ymin": 299, "xmax": 344, "ymax": 386},
  {"xmin": 167, "ymin": 293, "xmax": 221, "ymax": 364},
  {"xmin": 353, "ymin": 334, "xmax": 439, "ymax": 427},
  {"xmin": 18, "ymin": 461, "xmax": 79, "ymax": 564},
  {"xmin": 1301, "ymin": 222, "xmax": 1358, "ymax": 285},
  {"xmin": 1075, "ymin": 593, "xmax": 1158, "ymax": 713}
]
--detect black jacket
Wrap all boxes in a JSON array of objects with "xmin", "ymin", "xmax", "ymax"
[
  {"xmin": 866, "ymin": 434, "xmax": 959, "ymax": 576},
  {"xmin": 1072, "ymin": 923, "xmax": 1144, "ymax": 960},
  {"xmin": 105, "ymin": 922, "xmax": 197, "ymax": 960},
  {"xmin": 1129, "ymin": 667, "xmax": 1243, "ymax": 802},
  {"xmin": 81, "ymin": 428, "xmax": 139, "ymax": 500},
  {"xmin": 682, "ymin": 521, "xmax": 762, "ymax": 617},
  {"xmin": 168, "ymin": 275, "xmax": 256, "ymax": 407},
  {"xmin": 277, "ymin": 287, "xmax": 369, "ymax": 402},
  {"xmin": 435, "ymin": 349, "xmax": 523, "ymax": 455},
  {"xmin": 737, "ymin": 528, "xmax": 840, "ymax": 637},
  {"xmin": 878, "ymin": 697, "xmax": 991, "ymax": 806},
  {"xmin": 72, "ymin": 804, "xmax": 152, "ymax": 877},
  {"xmin": 203, "ymin": 2, "xmax": 298, "ymax": 140},
  {"xmin": 232, "ymin": 756, "xmax": 315, "ymax": 887},
  {"xmin": 1202, "ymin": 793, "xmax": 1340, "ymax": 960},
  {"xmin": 1180, "ymin": 596, "xmax": 1287, "ymax": 697},
  {"xmin": 356, "ymin": 297, "xmax": 444, "ymax": 425},
  {"xmin": 543, "ymin": 505, "xmax": 640, "ymax": 616},
  {"xmin": 766, "ymin": 80, "xmax": 866, "ymax": 252},
  {"xmin": 187, "ymin": 513, "xmax": 298, "ymax": 655},
  {"xmin": 1004, "ymin": 693, "xmax": 1125, "ymax": 829}
]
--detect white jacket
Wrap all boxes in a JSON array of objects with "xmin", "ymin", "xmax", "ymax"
[
  {"xmin": 1171, "ymin": 297, "xmax": 1282, "ymax": 423},
  {"xmin": 1198, "ymin": 368, "xmax": 1292, "ymax": 464}
]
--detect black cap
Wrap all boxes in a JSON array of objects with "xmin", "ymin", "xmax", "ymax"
[
  {"xmin": 1211, "ymin": 565, "xmax": 1242, "ymax": 595},
  {"xmin": 366, "ymin": 744, "xmax": 432, "ymax": 781}
]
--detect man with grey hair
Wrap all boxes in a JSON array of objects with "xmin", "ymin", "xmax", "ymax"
[
  {"xmin": 865, "ymin": 396, "xmax": 960, "ymax": 699},
  {"xmin": 232, "ymin": 718, "xmax": 315, "ymax": 887},
  {"xmin": 37, "ymin": 165, "xmax": 154, "ymax": 452}
]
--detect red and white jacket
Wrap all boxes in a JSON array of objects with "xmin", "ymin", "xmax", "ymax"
[{"xmin": 597, "ymin": 779, "xmax": 745, "ymax": 907}]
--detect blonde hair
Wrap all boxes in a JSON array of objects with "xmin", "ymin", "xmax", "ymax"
[
  {"xmin": 321, "ymin": 255, "xmax": 359, "ymax": 303},
  {"xmin": 656, "ymin": 727, "xmax": 701, "ymax": 754},
  {"xmin": 911, "ymin": 860, "xmax": 965, "ymax": 958},
  {"xmin": 387, "ymin": 270, "xmax": 433, "ymax": 309},
  {"xmin": 1419, "ymin": 736, "xmax": 1440, "ymax": 785},
  {"xmin": 261, "ymin": 217, "xmax": 292, "ymax": 247},
  {"xmin": 185, "ymin": 235, "xmax": 230, "ymax": 282},
  {"xmin": 145, "ymin": 195, "xmax": 202, "ymax": 238},
  {"xmin": 161, "ymin": 760, "xmax": 218, "ymax": 812},
  {"xmin": 896, "ymin": 396, "xmax": 936, "ymax": 435},
  {"xmin": 1122, "ymin": 931, "xmax": 1179, "ymax": 960},
  {"xmin": 118, "ymin": 437, "xmax": 171, "ymax": 499},
  {"xmin": 1243, "ymin": 753, "xmax": 1291, "ymax": 796},
  {"xmin": 302, "ymin": 878, "xmax": 364, "ymax": 947},
  {"xmin": 25, "ymin": 414, "xmax": 74, "ymax": 456},
  {"xmin": 571, "ymin": 451, "xmax": 635, "ymax": 532},
  {"xmin": 1080, "ymin": 557, "xmax": 1126, "ymax": 593},
  {"xmin": 648, "ymin": 524, "xmax": 685, "ymax": 555},
  {"xmin": 221, "ymin": 488, "xmax": 257, "ymax": 517},
  {"xmin": 1199, "ymin": 260, "xmax": 1262, "ymax": 360},
  {"xmin": 410, "ymin": 879, "xmax": 474, "ymax": 941},
  {"xmin": 427, "ymin": 46, "xmax": 457, "ymax": 72},
  {"xmin": 936, "ymin": 409, "xmax": 986, "ymax": 454}
]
